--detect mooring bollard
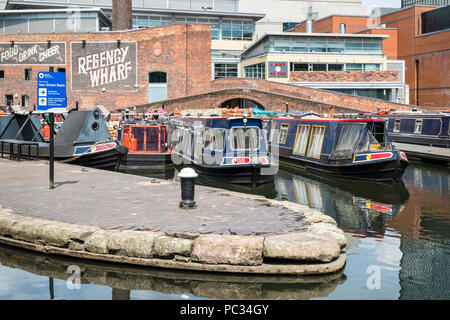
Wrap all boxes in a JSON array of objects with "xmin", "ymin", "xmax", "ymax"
[{"xmin": 179, "ymin": 167, "xmax": 198, "ymax": 209}]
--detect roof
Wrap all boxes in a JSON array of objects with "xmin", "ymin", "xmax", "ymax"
[
  {"xmin": 241, "ymin": 32, "xmax": 389, "ymax": 56},
  {"xmin": 0, "ymin": 7, "xmax": 111, "ymax": 22}
]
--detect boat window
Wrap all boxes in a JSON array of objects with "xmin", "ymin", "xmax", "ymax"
[
  {"xmin": 231, "ymin": 127, "xmax": 259, "ymax": 150},
  {"xmin": 203, "ymin": 128, "xmax": 225, "ymax": 151},
  {"xmin": 414, "ymin": 119, "xmax": 423, "ymax": 134},
  {"xmin": 182, "ymin": 128, "xmax": 192, "ymax": 155},
  {"xmin": 278, "ymin": 123, "xmax": 289, "ymax": 144},
  {"xmin": 307, "ymin": 126, "xmax": 326, "ymax": 159},
  {"xmin": 330, "ymin": 124, "xmax": 364, "ymax": 160},
  {"xmin": 292, "ymin": 125, "xmax": 310, "ymax": 156},
  {"xmin": 269, "ymin": 122, "xmax": 276, "ymax": 143},
  {"xmin": 393, "ymin": 119, "xmax": 401, "ymax": 132}
]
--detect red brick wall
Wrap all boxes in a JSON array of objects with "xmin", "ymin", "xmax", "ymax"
[
  {"xmin": 0, "ymin": 24, "xmax": 211, "ymax": 111},
  {"xmin": 289, "ymin": 71, "xmax": 399, "ymax": 82}
]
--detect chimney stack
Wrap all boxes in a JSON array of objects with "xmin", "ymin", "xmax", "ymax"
[{"xmin": 112, "ymin": 0, "xmax": 132, "ymax": 31}]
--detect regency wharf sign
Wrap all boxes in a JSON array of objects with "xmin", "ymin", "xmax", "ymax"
[
  {"xmin": 0, "ymin": 42, "xmax": 66, "ymax": 65},
  {"xmin": 71, "ymin": 42, "xmax": 137, "ymax": 90}
]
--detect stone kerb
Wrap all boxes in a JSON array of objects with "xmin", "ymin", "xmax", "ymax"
[{"xmin": 0, "ymin": 194, "xmax": 346, "ymax": 275}]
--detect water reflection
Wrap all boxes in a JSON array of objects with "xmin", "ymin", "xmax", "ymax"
[{"xmin": 0, "ymin": 244, "xmax": 345, "ymax": 300}]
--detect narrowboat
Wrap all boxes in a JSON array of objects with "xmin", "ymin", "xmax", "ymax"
[
  {"xmin": 380, "ymin": 112, "xmax": 450, "ymax": 163},
  {"xmin": 268, "ymin": 116, "xmax": 409, "ymax": 182},
  {"xmin": 167, "ymin": 115, "xmax": 275, "ymax": 184},
  {"xmin": 117, "ymin": 121, "xmax": 172, "ymax": 169},
  {"xmin": 0, "ymin": 109, "xmax": 127, "ymax": 171}
]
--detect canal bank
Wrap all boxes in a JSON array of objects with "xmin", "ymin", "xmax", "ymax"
[{"xmin": 0, "ymin": 159, "xmax": 346, "ymax": 275}]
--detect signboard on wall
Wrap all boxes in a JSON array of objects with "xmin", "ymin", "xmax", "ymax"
[
  {"xmin": 37, "ymin": 72, "xmax": 67, "ymax": 113},
  {"xmin": 0, "ymin": 42, "xmax": 66, "ymax": 65},
  {"xmin": 71, "ymin": 41, "xmax": 137, "ymax": 91},
  {"xmin": 268, "ymin": 61, "xmax": 288, "ymax": 78}
]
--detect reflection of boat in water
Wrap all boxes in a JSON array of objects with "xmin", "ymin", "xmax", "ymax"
[
  {"xmin": 118, "ymin": 166, "xmax": 175, "ymax": 181},
  {"xmin": 269, "ymin": 116, "xmax": 409, "ymax": 182},
  {"xmin": 167, "ymin": 115, "xmax": 275, "ymax": 184},
  {"xmin": 0, "ymin": 109, "xmax": 127, "ymax": 171},
  {"xmin": 0, "ymin": 244, "xmax": 345, "ymax": 300},
  {"xmin": 275, "ymin": 169, "xmax": 408, "ymax": 235}
]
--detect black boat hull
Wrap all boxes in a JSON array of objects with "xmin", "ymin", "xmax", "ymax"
[
  {"xmin": 176, "ymin": 163, "xmax": 275, "ymax": 185},
  {"xmin": 120, "ymin": 152, "xmax": 172, "ymax": 169},
  {"xmin": 278, "ymin": 156, "xmax": 408, "ymax": 182}
]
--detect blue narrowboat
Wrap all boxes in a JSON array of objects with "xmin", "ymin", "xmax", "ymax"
[
  {"xmin": 268, "ymin": 116, "xmax": 409, "ymax": 182},
  {"xmin": 167, "ymin": 116, "xmax": 275, "ymax": 184},
  {"xmin": 380, "ymin": 112, "xmax": 450, "ymax": 163}
]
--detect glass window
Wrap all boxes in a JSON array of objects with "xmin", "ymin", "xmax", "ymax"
[
  {"xmin": 0, "ymin": 70, "xmax": 4, "ymax": 78},
  {"xmin": 364, "ymin": 64, "xmax": 380, "ymax": 71},
  {"xmin": 328, "ymin": 64, "xmax": 343, "ymax": 71},
  {"xmin": 231, "ymin": 127, "xmax": 259, "ymax": 150},
  {"xmin": 414, "ymin": 119, "xmax": 423, "ymax": 134},
  {"xmin": 24, "ymin": 69, "xmax": 32, "ymax": 81},
  {"xmin": 293, "ymin": 125, "xmax": 310, "ymax": 156},
  {"xmin": 307, "ymin": 126, "xmax": 325, "ymax": 159},
  {"xmin": 244, "ymin": 63, "xmax": 265, "ymax": 79},
  {"xmin": 346, "ymin": 63, "xmax": 363, "ymax": 71},
  {"xmin": 214, "ymin": 63, "xmax": 238, "ymax": 79},
  {"xmin": 345, "ymin": 41, "xmax": 363, "ymax": 53},
  {"xmin": 331, "ymin": 124, "xmax": 365, "ymax": 159},
  {"xmin": 149, "ymin": 72, "xmax": 167, "ymax": 83},
  {"xmin": 21, "ymin": 95, "xmax": 29, "ymax": 108},
  {"xmin": 291, "ymin": 63, "xmax": 308, "ymax": 71},
  {"xmin": 57, "ymin": 68, "xmax": 66, "ymax": 73},
  {"xmin": 309, "ymin": 41, "xmax": 326, "ymax": 53},
  {"xmin": 278, "ymin": 123, "xmax": 289, "ymax": 144},
  {"xmin": 204, "ymin": 128, "xmax": 225, "ymax": 151},
  {"xmin": 393, "ymin": 119, "xmax": 401, "ymax": 133},
  {"xmin": 312, "ymin": 64, "xmax": 326, "ymax": 71}
]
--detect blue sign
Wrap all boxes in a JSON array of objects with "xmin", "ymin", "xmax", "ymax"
[{"xmin": 37, "ymin": 72, "xmax": 67, "ymax": 112}]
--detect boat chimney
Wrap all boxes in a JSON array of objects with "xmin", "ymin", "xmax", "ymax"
[{"xmin": 112, "ymin": 0, "xmax": 132, "ymax": 31}]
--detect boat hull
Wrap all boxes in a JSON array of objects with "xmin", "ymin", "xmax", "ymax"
[
  {"xmin": 176, "ymin": 163, "xmax": 274, "ymax": 185},
  {"xmin": 120, "ymin": 152, "xmax": 172, "ymax": 169},
  {"xmin": 279, "ymin": 156, "xmax": 408, "ymax": 182}
]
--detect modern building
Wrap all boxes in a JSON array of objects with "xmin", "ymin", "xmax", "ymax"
[
  {"xmin": 240, "ymin": 32, "xmax": 408, "ymax": 103},
  {"xmin": 401, "ymin": 0, "xmax": 449, "ymax": 7}
]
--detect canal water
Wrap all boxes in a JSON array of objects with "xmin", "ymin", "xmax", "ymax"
[{"xmin": 0, "ymin": 161, "xmax": 448, "ymax": 300}]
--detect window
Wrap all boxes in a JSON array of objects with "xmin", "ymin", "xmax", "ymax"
[
  {"xmin": 414, "ymin": 119, "xmax": 423, "ymax": 134},
  {"xmin": 307, "ymin": 126, "xmax": 325, "ymax": 159},
  {"xmin": 57, "ymin": 68, "xmax": 66, "ymax": 73},
  {"xmin": 328, "ymin": 64, "xmax": 344, "ymax": 71},
  {"xmin": 21, "ymin": 95, "xmax": 29, "ymax": 108},
  {"xmin": 25, "ymin": 69, "xmax": 32, "ymax": 80},
  {"xmin": 222, "ymin": 19, "xmax": 253, "ymax": 41},
  {"xmin": 330, "ymin": 124, "xmax": 365, "ymax": 160},
  {"xmin": 5, "ymin": 95, "xmax": 13, "ymax": 106},
  {"xmin": 364, "ymin": 64, "xmax": 380, "ymax": 71},
  {"xmin": 244, "ymin": 63, "xmax": 265, "ymax": 79},
  {"xmin": 0, "ymin": 70, "xmax": 4, "ymax": 78},
  {"xmin": 203, "ymin": 128, "xmax": 225, "ymax": 151},
  {"xmin": 149, "ymin": 71, "xmax": 167, "ymax": 83},
  {"xmin": 231, "ymin": 127, "xmax": 259, "ymax": 150},
  {"xmin": 269, "ymin": 123, "xmax": 276, "ymax": 143},
  {"xmin": 49, "ymin": 67, "xmax": 54, "ymax": 72},
  {"xmin": 393, "ymin": 119, "xmax": 401, "ymax": 133},
  {"xmin": 291, "ymin": 63, "xmax": 308, "ymax": 71},
  {"xmin": 346, "ymin": 64, "xmax": 363, "ymax": 71},
  {"xmin": 278, "ymin": 123, "xmax": 289, "ymax": 144},
  {"xmin": 293, "ymin": 125, "xmax": 310, "ymax": 156},
  {"xmin": 283, "ymin": 22, "xmax": 300, "ymax": 31},
  {"xmin": 311, "ymin": 64, "xmax": 326, "ymax": 71},
  {"xmin": 214, "ymin": 63, "xmax": 238, "ymax": 79}
]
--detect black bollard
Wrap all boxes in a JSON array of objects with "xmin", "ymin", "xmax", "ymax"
[{"xmin": 179, "ymin": 168, "xmax": 198, "ymax": 209}]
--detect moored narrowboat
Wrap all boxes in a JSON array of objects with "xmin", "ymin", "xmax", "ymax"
[
  {"xmin": 268, "ymin": 116, "xmax": 409, "ymax": 182},
  {"xmin": 167, "ymin": 115, "xmax": 275, "ymax": 184},
  {"xmin": 380, "ymin": 112, "xmax": 450, "ymax": 163}
]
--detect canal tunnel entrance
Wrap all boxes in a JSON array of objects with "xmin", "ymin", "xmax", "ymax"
[{"xmin": 218, "ymin": 98, "xmax": 265, "ymax": 110}]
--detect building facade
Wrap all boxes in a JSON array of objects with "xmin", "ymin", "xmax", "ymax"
[
  {"xmin": 240, "ymin": 32, "xmax": 408, "ymax": 103},
  {"xmin": 0, "ymin": 24, "xmax": 212, "ymax": 110}
]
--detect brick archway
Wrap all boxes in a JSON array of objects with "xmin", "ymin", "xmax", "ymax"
[{"xmin": 214, "ymin": 95, "xmax": 267, "ymax": 110}]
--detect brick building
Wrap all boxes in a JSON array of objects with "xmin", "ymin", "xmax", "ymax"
[{"xmin": 0, "ymin": 22, "xmax": 211, "ymax": 111}]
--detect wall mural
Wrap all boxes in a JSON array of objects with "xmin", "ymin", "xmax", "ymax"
[
  {"xmin": 71, "ymin": 41, "xmax": 137, "ymax": 90},
  {"xmin": 0, "ymin": 42, "xmax": 66, "ymax": 65}
]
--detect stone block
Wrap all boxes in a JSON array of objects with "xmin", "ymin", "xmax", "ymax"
[
  {"xmin": 153, "ymin": 236, "xmax": 193, "ymax": 258},
  {"xmin": 107, "ymin": 230, "xmax": 164, "ymax": 258},
  {"xmin": 191, "ymin": 235, "xmax": 264, "ymax": 266},
  {"xmin": 263, "ymin": 232, "xmax": 340, "ymax": 263},
  {"xmin": 308, "ymin": 223, "xmax": 347, "ymax": 248},
  {"xmin": 84, "ymin": 230, "xmax": 111, "ymax": 254}
]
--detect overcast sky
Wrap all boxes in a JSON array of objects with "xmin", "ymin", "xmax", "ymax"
[{"xmin": 361, "ymin": 0, "xmax": 401, "ymax": 7}]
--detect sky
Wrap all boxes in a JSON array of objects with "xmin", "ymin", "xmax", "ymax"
[{"xmin": 361, "ymin": 0, "xmax": 401, "ymax": 8}]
